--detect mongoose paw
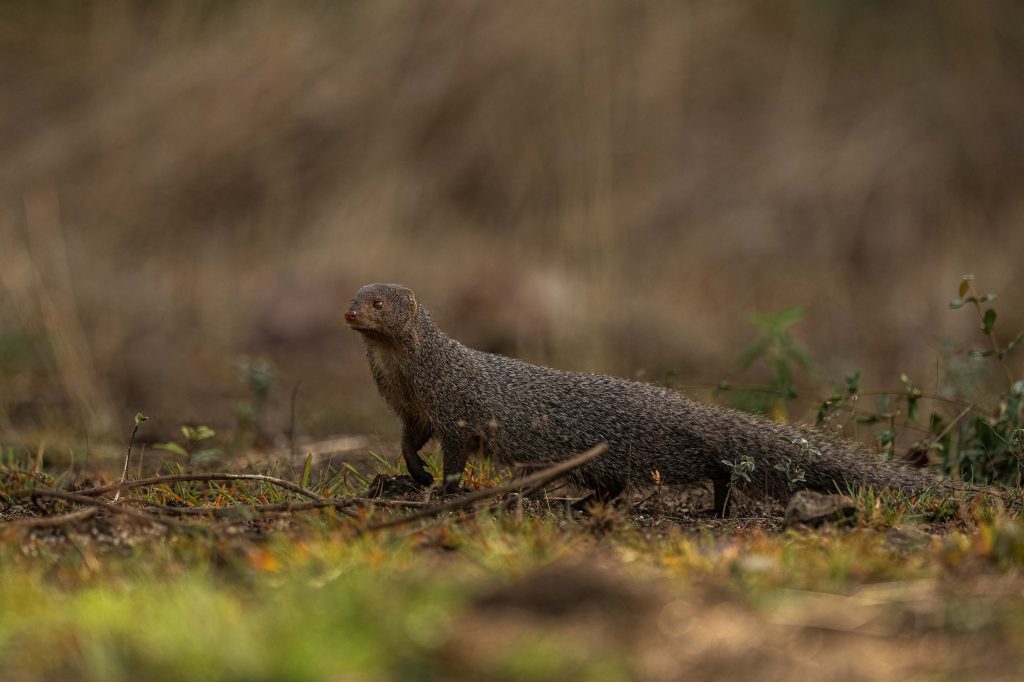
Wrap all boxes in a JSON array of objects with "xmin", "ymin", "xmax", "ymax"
[
  {"xmin": 404, "ymin": 456, "xmax": 435, "ymax": 487},
  {"xmin": 407, "ymin": 467, "xmax": 434, "ymax": 488}
]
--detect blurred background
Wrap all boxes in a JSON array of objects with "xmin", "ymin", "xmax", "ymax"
[{"xmin": 1, "ymin": 0, "xmax": 1022, "ymax": 447}]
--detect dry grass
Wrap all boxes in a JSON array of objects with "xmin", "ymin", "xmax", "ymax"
[{"xmin": 1, "ymin": 1, "xmax": 1022, "ymax": 444}]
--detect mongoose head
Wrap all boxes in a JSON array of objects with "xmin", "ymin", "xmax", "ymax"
[{"xmin": 345, "ymin": 283, "xmax": 418, "ymax": 339}]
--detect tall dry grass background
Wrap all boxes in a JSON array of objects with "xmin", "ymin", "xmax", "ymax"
[{"xmin": 1, "ymin": 1, "xmax": 1022, "ymax": 445}]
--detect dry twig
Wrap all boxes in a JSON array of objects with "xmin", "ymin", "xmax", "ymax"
[
  {"xmin": 15, "ymin": 489, "xmax": 184, "ymax": 527},
  {"xmin": 128, "ymin": 498, "xmax": 361, "ymax": 519},
  {"xmin": 76, "ymin": 473, "xmax": 329, "ymax": 502},
  {"xmin": 1, "ymin": 507, "xmax": 99, "ymax": 529},
  {"xmin": 367, "ymin": 443, "xmax": 607, "ymax": 531}
]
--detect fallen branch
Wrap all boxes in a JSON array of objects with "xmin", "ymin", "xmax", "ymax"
[
  {"xmin": 75, "ymin": 473, "xmax": 328, "ymax": 503},
  {"xmin": 8, "ymin": 445, "xmax": 607, "ymax": 530},
  {"xmin": 367, "ymin": 443, "xmax": 607, "ymax": 531}
]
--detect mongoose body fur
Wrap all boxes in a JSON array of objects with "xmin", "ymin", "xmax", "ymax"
[{"xmin": 345, "ymin": 283, "xmax": 939, "ymax": 512}]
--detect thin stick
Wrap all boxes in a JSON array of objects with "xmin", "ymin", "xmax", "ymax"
[
  {"xmin": 917, "ymin": 405, "xmax": 974, "ymax": 454},
  {"xmin": 128, "ymin": 498, "xmax": 361, "ymax": 519},
  {"xmin": 76, "ymin": 473, "xmax": 329, "ymax": 502},
  {"xmin": 287, "ymin": 381, "xmax": 302, "ymax": 473},
  {"xmin": 965, "ymin": 280, "xmax": 1014, "ymax": 387},
  {"xmin": 114, "ymin": 415, "xmax": 146, "ymax": 503},
  {"xmin": 368, "ymin": 443, "xmax": 607, "ymax": 531},
  {"xmin": 18, "ymin": 489, "xmax": 182, "ymax": 527},
  {"xmin": 1, "ymin": 507, "xmax": 99, "ymax": 529}
]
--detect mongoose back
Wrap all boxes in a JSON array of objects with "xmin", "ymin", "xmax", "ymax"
[{"xmin": 345, "ymin": 282, "xmax": 939, "ymax": 513}]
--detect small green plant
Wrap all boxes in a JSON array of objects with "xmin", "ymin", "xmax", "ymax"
[
  {"xmin": 718, "ymin": 275, "xmax": 1022, "ymax": 486},
  {"xmin": 729, "ymin": 307, "xmax": 811, "ymax": 418},
  {"xmin": 774, "ymin": 456, "xmax": 807, "ymax": 491},
  {"xmin": 950, "ymin": 274, "xmax": 1023, "ymax": 381},
  {"xmin": 236, "ymin": 355, "xmax": 275, "ymax": 444},
  {"xmin": 945, "ymin": 275, "xmax": 1024, "ymax": 484},
  {"xmin": 113, "ymin": 413, "xmax": 148, "ymax": 501},
  {"xmin": 815, "ymin": 371, "xmax": 860, "ymax": 427},
  {"xmin": 721, "ymin": 454, "xmax": 756, "ymax": 515},
  {"xmin": 154, "ymin": 425, "xmax": 220, "ymax": 467}
]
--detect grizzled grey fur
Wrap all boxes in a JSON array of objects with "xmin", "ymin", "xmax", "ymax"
[{"xmin": 345, "ymin": 283, "xmax": 937, "ymax": 513}]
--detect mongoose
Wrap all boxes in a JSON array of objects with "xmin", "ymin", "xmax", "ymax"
[{"xmin": 345, "ymin": 282, "xmax": 940, "ymax": 513}]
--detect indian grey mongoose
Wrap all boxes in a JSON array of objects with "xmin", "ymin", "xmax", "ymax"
[{"xmin": 345, "ymin": 282, "xmax": 941, "ymax": 514}]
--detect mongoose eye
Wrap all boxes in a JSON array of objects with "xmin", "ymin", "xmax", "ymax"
[{"xmin": 373, "ymin": 300, "xmax": 384, "ymax": 309}]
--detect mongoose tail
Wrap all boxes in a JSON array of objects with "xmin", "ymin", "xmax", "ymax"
[{"xmin": 346, "ymin": 283, "xmax": 942, "ymax": 512}]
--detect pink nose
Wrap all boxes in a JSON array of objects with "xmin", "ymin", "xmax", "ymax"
[{"xmin": 345, "ymin": 310, "xmax": 356, "ymax": 321}]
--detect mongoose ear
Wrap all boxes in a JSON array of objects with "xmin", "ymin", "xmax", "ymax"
[{"xmin": 400, "ymin": 288, "xmax": 418, "ymax": 332}]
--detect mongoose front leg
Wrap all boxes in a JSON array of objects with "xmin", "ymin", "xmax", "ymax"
[{"xmin": 401, "ymin": 419, "xmax": 434, "ymax": 487}]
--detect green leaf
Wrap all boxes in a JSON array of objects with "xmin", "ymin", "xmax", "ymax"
[
  {"xmin": 749, "ymin": 306, "xmax": 804, "ymax": 332},
  {"xmin": 982, "ymin": 308, "xmax": 997, "ymax": 335},
  {"xmin": 134, "ymin": 412, "xmax": 149, "ymax": 424},
  {"xmin": 949, "ymin": 296, "xmax": 980, "ymax": 310},
  {"xmin": 153, "ymin": 442, "xmax": 188, "ymax": 457},
  {"xmin": 844, "ymin": 371, "xmax": 861, "ymax": 394},
  {"xmin": 1004, "ymin": 331, "xmax": 1024, "ymax": 353},
  {"xmin": 737, "ymin": 337, "xmax": 771, "ymax": 369},
  {"xmin": 772, "ymin": 306, "xmax": 805, "ymax": 330},
  {"xmin": 343, "ymin": 462, "xmax": 368, "ymax": 487},
  {"xmin": 192, "ymin": 449, "xmax": 221, "ymax": 464},
  {"xmin": 301, "ymin": 453, "xmax": 313, "ymax": 489},
  {"xmin": 193, "ymin": 425, "xmax": 216, "ymax": 441},
  {"xmin": 875, "ymin": 429, "xmax": 894, "ymax": 446},
  {"xmin": 816, "ymin": 392, "xmax": 842, "ymax": 425}
]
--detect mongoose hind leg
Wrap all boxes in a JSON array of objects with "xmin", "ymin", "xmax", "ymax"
[
  {"xmin": 401, "ymin": 420, "xmax": 434, "ymax": 487},
  {"xmin": 440, "ymin": 433, "xmax": 477, "ymax": 494},
  {"xmin": 712, "ymin": 475, "xmax": 730, "ymax": 518}
]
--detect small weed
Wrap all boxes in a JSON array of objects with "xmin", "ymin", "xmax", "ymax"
[{"xmin": 153, "ymin": 424, "xmax": 221, "ymax": 468}]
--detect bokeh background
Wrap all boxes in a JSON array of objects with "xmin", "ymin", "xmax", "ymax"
[{"xmin": 1, "ymin": 0, "xmax": 1022, "ymax": 446}]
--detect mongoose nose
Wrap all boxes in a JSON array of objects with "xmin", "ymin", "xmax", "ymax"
[{"xmin": 344, "ymin": 310, "xmax": 357, "ymax": 322}]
